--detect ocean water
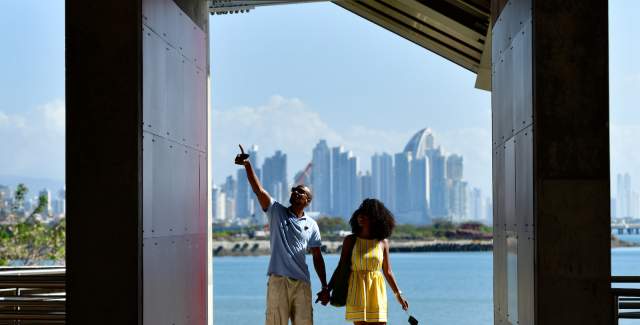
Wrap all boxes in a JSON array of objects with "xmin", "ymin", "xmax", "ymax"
[
  {"xmin": 617, "ymin": 233, "xmax": 640, "ymax": 245},
  {"xmin": 214, "ymin": 247, "xmax": 640, "ymax": 325}
]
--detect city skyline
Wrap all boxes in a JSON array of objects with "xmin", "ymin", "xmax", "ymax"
[{"xmin": 213, "ymin": 128, "xmax": 492, "ymax": 225}]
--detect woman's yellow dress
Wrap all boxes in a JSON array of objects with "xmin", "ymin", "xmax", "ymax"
[{"xmin": 345, "ymin": 237, "xmax": 387, "ymax": 322}]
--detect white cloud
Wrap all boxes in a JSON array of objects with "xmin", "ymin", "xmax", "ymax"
[
  {"xmin": 212, "ymin": 95, "xmax": 342, "ymax": 183},
  {"xmin": 0, "ymin": 99, "xmax": 65, "ymax": 180}
]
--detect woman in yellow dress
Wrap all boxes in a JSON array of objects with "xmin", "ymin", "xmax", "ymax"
[{"xmin": 340, "ymin": 198, "xmax": 408, "ymax": 324}]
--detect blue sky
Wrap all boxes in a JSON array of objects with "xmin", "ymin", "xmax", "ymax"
[
  {"xmin": 0, "ymin": 0, "xmax": 638, "ymax": 198},
  {"xmin": 211, "ymin": 2, "xmax": 492, "ymax": 192}
]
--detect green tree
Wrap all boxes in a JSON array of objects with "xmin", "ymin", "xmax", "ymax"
[
  {"xmin": 316, "ymin": 216, "xmax": 350, "ymax": 234},
  {"xmin": 0, "ymin": 184, "xmax": 65, "ymax": 265}
]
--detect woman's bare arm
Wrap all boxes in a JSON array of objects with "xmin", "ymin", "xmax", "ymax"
[
  {"xmin": 329, "ymin": 235, "xmax": 355, "ymax": 289},
  {"xmin": 381, "ymin": 239, "xmax": 409, "ymax": 310}
]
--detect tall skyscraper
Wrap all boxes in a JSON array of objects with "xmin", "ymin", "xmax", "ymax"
[
  {"xmin": 311, "ymin": 140, "xmax": 331, "ymax": 214},
  {"xmin": 617, "ymin": 173, "xmax": 632, "ymax": 218},
  {"xmin": 331, "ymin": 148, "xmax": 358, "ymax": 219},
  {"xmin": 394, "ymin": 152, "xmax": 412, "ymax": 213},
  {"xmin": 469, "ymin": 187, "xmax": 484, "ymax": 220},
  {"xmin": 448, "ymin": 180, "xmax": 468, "ymax": 221},
  {"xmin": 371, "ymin": 153, "xmax": 394, "ymax": 209},
  {"xmin": 428, "ymin": 148, "xmax": 448, "ymax": 218},
  {"xmin": 262, "ymin": 150, "xmax": 288, "ymax": 203},
  {"xmin": 331, "ymin": 146, "xmax": 344, "ymax": 216},
  {"xmin": 359, "ymin": 171, "xmax": 373, "ymax": 201},
  {"xmin": 235, "ymin": 168, "xmax": 251, "ymax": 219},
  {"xmin": 446, "ymin": 154, "xmax": 463, "ymax": 180},
  {"xmin": 348, "ymin": 155, "xmax": 360, "ymax": 212},
  {"xmin": 223, "ymin": 175, "xmax": 236, "ymax": 200},
  {"xmin": 212, "ymin": 186, "xmax": 226, "ymax": 222},
  {"xmin": 403, "ymin": 128, "xmax": 433, "ymax": 158},
  {"xmin": 410, "ymin": 157, "xmax": 430, "ymax": 221}
]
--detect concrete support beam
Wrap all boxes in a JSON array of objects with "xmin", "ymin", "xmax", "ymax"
[
  {"xmin": 492, "ymin": 0, "xmax": 611, "ymax": 324},
  {"xmin": 66, "ymin": 1, "xmax": 143, "ymax": 323},
  {"xmin": 67, "ymin": 0, "xmax": 210, "ymax": 323}
]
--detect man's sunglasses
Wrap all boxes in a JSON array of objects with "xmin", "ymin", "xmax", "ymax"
[{"xmin": 291, "ymin": 187, "xmax": 309, "ymax": 196}]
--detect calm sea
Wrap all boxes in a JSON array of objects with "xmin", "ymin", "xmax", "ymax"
[{"xmin": 214, "ymin": 242, "xmax": 640, "ymax": 325}]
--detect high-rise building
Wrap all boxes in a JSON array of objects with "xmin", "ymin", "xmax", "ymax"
[
  {"xmin": 223, "ymin": 175, "xmax": 236, "ymax": 200},
  {"xmin": 331, "ymin": 146, "xmax": 344, "ymax": 216},
  {"xmin": 371, "ymin": 153, "xmax": 394, "ymax": 209},
  {"xmin": 469, "ymin": 187, "xmax": 484, "ymax": 221},
  {"xmin": 428, "ymin": 148, "xmax": 448, "ymax": 218},
  {"xmin": 348, "ymin": 155, "xmax": 359, "ymax": 213},
  {"xmin": 448, "ymin": 180, "xmax": 468, "ymax": 221},
  {"xmin": 394, "ymin": 152, "xmax": 412, "ymax": 214},
  {"xmin": 331, "ymin": 148, "xmax": 358, "ymax": 219},
  {"xmin": 235, "ymin": 168, "xmax": 252, "ymax": 219},
  {"xmin": 446, "ymin": 154, "xmax": 463, "ymax": 180},
  {"xmin": 403, "ymin": 128, "xmax": 433, "ymax": 158},
  {"xmin": 52, "ymin": 188, "xmax": 66, "ymax": 216},
  {"xmin": 359, "ymin": 171, "xmax": 373, "ymax": 201},
  {"xmin": 262, "ymin": 150, "xmax": 288, "ymax": 203},
  {"xmin": 617, "ymin": 173, "xmax": 632, "ymax": 218},
  {"xmin": 311, "ymin": 140, "xmax": 331, "ymax": 214},
  {"xmin": 410, "ymin": 157, "xmax": 430, "ymax": 221},
  {"xmin": 212, "ymin": 186, "xmax": 226, "ymax": 222}
]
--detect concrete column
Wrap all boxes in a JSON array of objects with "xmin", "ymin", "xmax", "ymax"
[
  {"xmin": 492, "ymin": 0, "xmax": 611, "ymax": 324},
  {"xmin": 67, "ymin": 0, "xmax": 210, "ymax": 323}
]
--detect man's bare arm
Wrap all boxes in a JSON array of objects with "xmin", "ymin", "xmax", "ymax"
[
  {"xmin": 311, "ymin": 247, "xmax": 330, "ymax": 305},
  {"xmin": 243, "ymin": 161, "xmax": 271, "ymax": 211},
  {"xmin": 235, "ymin": 145, "xmax": 271, "ymax": 211}
]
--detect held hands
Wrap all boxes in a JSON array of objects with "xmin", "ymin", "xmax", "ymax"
[
  {"xmin": 315, "ymin": 287, "xmax": 330, "ymax": 306},
  {"xmin": 395, "ymin": 292, "xmax": 409, "ymax": 311},
  {"xmin": 234, "ymin": 144, "xmax": 250, "ymax": 165}
]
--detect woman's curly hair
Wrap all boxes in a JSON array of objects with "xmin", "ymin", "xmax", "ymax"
[{"xmin": 349, "ymin": 198, "xmax": 396, "ymax": 240}]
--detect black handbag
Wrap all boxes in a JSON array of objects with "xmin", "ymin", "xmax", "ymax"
[{"xmin": 328, "ymin": 235, "xmax": 355, "ymax": 307}]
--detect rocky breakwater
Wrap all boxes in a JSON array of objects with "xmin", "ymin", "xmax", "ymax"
[{"xmin": 213, "ymin": 239, "xmax": 493, "ymax": 256}]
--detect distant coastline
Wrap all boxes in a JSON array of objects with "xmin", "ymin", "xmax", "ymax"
[
  {"xmin": 213, "ymin": 237, "xmax": 638, "ymax": 256},
  {"xmin": 213, "ymin": 239, "xmax": 492, "ymax": 256}
]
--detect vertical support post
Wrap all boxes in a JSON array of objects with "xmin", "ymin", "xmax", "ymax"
[
  {"xmin": 66, "ymin": 1, "xmax": 143, "ymax": 324},
  {"xmin": 492, "ymin": 0, "xmax": 611, "ymax": 324},
  {"xmin": 67, "ymin": 0, "xmax": 209, "ymax": 323}
]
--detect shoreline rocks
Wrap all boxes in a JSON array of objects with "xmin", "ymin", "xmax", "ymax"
[{"xmin": 213, "ymin": 239, "xmax": 494, "ymax": 256}]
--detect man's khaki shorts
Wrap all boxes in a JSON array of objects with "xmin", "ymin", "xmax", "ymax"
[{"xmin": 265, "ymin": 275, "xmax": 313, "ymax": 325}]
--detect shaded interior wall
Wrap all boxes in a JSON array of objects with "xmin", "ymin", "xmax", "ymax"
[
  {"xmin": 67, "ymin": 0, "xmax": 209, "ymax": 323},
  {"xmin": 492, "ymin": 0, "xmax": 611, "ymax": 324},
  {"xmin": 142, "ymin": 0, "xmax": 210, "ymax": 324},
  {"xmin": 66, "ymin": 1, "xmax": 143, "ymax": 323}
]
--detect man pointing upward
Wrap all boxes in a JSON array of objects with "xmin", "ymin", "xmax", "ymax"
[{"xmin": 235, "ymin": 144, "xmax": 329, "ymax": 325}]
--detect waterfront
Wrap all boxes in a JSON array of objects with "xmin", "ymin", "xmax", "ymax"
[{"xmin": 214, "ymin": 246, "xmax": 640, "ymax": 325}]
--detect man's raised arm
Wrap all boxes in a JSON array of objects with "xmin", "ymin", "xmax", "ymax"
[{"xmin": 235, "ymin": 144, "xmax": 272, "ymax": 211}]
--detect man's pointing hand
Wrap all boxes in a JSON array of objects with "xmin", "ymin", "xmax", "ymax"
[{"xmin": 234, "ymin": 144, "xmax": 250, "ymax": 165}]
